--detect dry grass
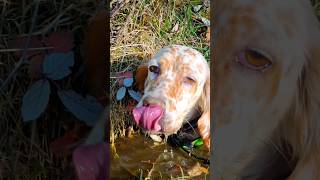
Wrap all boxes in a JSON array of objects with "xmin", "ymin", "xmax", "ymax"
[
  {"xmin": 110, "ymin": 0, "xmax": 320, "ymax": 179},
  {"xmin": 2, "ymin": 0, "xmax": 320, "ymax": 179},
  {"xmin": 110, "ymin": 0, "xmax": 210, "ymax": 143},
  {"xmin": 0, "ymin": 1, "xmax": 104, "ymax": 179}
]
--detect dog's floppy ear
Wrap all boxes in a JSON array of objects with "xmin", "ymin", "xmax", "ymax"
[
  {"xmin": 197, "ymin": 75, "xmax": 210, "ymax": 149},
  {"xmin": 135, "ymin": 64, "xmax": 148, "ymax": 93},
  {"xmin": 286, "ymin": 39, "xmax": 320, "ymax": 179},
  {"xmin": 295, "ymin": 45, "xmax": 320, "ymax": 152}
]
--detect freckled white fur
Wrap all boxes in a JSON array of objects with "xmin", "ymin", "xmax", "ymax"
[
  {"xmin": 138, "ymin": 45, "xmax": 210, "ymax": 135},
  {"xmin": 214, "ymin": 0, "xmax": 320, "ymax": 179}
]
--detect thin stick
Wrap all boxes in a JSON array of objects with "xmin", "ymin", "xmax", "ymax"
[{"xmin": 0, "ymin": 47, "xmax": 54, "ymax": 53}]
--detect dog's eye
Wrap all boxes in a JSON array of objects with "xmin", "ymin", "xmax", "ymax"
[
  {"xmin": 183, "ymin": 76, "xmax": 196, "ymax": 84},
  {"xmin": 236, "ymin": 49, "xmax": 272, "ymax": 71},
  {"xmin": 149, "ymin": 65, "xmax": 160, "ymax": 74}
]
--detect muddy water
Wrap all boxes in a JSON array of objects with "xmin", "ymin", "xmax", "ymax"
[{"xmin": 110, "ymin": 134, "xmax": 210, "ymax": 179}]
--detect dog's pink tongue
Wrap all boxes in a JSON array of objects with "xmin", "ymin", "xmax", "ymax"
[{"xmin": 132, "ymin": 105, "xmax": 163, "ymax": 132}]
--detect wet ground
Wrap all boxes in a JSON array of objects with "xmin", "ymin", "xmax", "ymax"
[{"xmin": 110, "ymin": 134, "xmax": 210, "ymax": 179}]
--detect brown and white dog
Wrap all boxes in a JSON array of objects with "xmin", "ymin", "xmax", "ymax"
[
  {"xmin": 214, "ymin": 0, "xmax": 320, "ymax": 179},
  {"xmin": 132, "ymin": 45, "xmax": 210, "ymax": 148}
]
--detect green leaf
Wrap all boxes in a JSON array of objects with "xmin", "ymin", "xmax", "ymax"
[
  {"xmin": 43, "ymin": 51, "xmax": 74, "ymax": 80},
  {"xmin": 116, "ymin": 87, "xmax": 126, "ymax": 100},
  {"xmin": 123, "ymin": 77, "xmax": 133, "ymax": 87},
  {"xmin": 58, "ymin": 90, "xmax": 104, "ymax": 126},
  {"xmin": 128, "ymin": 90, "xmax": 142, "ymax": 101},
  {"xmin": 192, "ymin": 138, "xmax": 204, "ymax": 147},
  {"xmin": 22, "ymin": 79, "xmax": 51, "ymax": 121}
]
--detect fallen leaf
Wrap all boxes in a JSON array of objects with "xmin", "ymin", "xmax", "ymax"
[
  {"xmin": 187, "ymin": 163, "xmax": 209, "ymax": 177},
  {"xmin": 116, "ymin": 71, "xmax": 133, "ymax": 79},
  {"xmin": 128, "ymin": 90, "xmax": 142, "ymax": 102},
  {"xmin": 123, "ymin": 77, "xmax": 134, "ymax": 87},
  {"xmin": 50, "ymin": 123, "xmax": 91, "ymax": 157},
  {"xmin": 116, "ymin": 87, "xmax": 126, "ymax": 101},
  {"xmin": 192, "ymin": 5, "xmax": 202, "ymax": 12},
  {"xmin": 171, "ymin": 23, "xmax": 179, "ymax": 33},
  {"xmin": 200, "ymin": 16, "xmax": 210, "ymax": 26},
  {"xmin": 58, "ymin": 90, "xmax": 104, "ymax": 127},
  {"xmin": 44, "ymin": 31, "xmax": 74, "ymax": 53},
  {"xmin": 150, "ymin": 134, "xmax": 163, "ymax": 142},
  {"xmin": 42, "ymin": 52, "xmax": 75, "ymax": 80},
  {"xmin": 21, "ymin": 79, "xmax": 50, "ymax": 121},
  {"xmin": 50, "ymin": 131, "xmax": 78, "ymax": 157},
  {"xmin": 116, "ymin": 71, "xmax": 133, "ymax": 86}
]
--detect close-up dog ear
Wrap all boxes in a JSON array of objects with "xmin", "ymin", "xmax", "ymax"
[
  {"xmin": 135, "ymin": 64, "xmax": 149, "ymax": 93},
  {"xmin": 289, "ymin": 41, "xmax": 320, "ymax": 178},
  {"xmin": 197, "ymin": 76, "xmax": 210, "ymax": 149}
]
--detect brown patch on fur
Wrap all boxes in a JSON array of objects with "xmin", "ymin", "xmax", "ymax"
[
  {"xmin": 138, "ymin": 45, "xmax": 210, "ymax": 151},
  {"xmin": 135, "ymin": 65, "xmax": 149, "ymax": 92},
  {"xmin": 167, "ymin": 80, "xmax": 181, "ymax": 99},
  {"xmin": 159, "ymin": 57, "xmax": 171, "ymax": 73},
  {"xmin": 214, "ymin": 0, "xmax": 320, "ymax": 178}
]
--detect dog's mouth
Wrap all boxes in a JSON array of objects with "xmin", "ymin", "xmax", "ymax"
[{"xmin": 132, "ymin": 104, "xmax": 164, "ymax": 133}]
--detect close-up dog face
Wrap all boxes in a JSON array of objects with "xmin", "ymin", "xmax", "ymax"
[
  {"xmin": 133, "ymin": 45, "xmax": 210, "ymax": 138},
  {"xmin": 213, "ymin": 0, "xmax": 320, "ymax": 178}
]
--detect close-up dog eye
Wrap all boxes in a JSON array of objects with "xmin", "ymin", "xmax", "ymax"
[
  {"xmin": 236, "ymin": 48, "xmax": 272, "ymax": 71},
  {"xmin": 149, "ymin": 65, "xmax": 160, "ymax": 74},
  {"xmin": 183, "ymin": 76, "xmax": 196, "ymax": 84}
]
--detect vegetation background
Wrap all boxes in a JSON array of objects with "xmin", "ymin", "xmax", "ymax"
[
  {"xmin": 0, "ymin": 0, "xmax": 106, "ymax": 179},
  {"xmin": 110, "ymin": 0, "xmax": 210, "ymax": 144},
  {"xmin": 1, "ymin": 0, "xmax": 320, "ymax": 179}
]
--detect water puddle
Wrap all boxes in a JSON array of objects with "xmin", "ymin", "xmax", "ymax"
[{"xmin": 110, "ymin": 134, "xmax": 210, "ymax": 179}]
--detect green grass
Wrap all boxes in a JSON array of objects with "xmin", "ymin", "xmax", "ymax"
[
  {"xmin": 110, "ymin": 0, "xmax": 210, "ymax": 143},
  {"xmin": 2, "ymin": 0, "xmax": 320, "ymax": 179}
]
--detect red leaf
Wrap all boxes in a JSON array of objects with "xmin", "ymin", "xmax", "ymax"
[
  {"xmin": 44, "ymin": 31, "xmax": 74, "ymax": 53},
  {"xmin": 50, "ymin": 132, "xmax": 78, "ymax": 157},
  {"xmin": 116, "ymin": 71, "xmax": 133, "ymax": 79},
  {"xmin": 50, "ymin": 124, "xmax": 91, "ymax": 157},
  {"xmin": 28, "ymin": 54, "xmax": 45, "ymax": 79},
  {"xmin": 8, "ymin": 36, "xmax": 44, "ymax": 59},
  {"xmin": 116, "ymin": 71, "xmax": 133, "ymax": 86},
  {"xmin": 73, "ymin": 143, "xmax": 108, "ymax": 180}
]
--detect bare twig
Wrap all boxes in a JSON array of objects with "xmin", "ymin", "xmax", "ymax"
[
  {"xmin": 0, "ymin": 47, "xmax": 54, "ymax": 53},
  {"xmin": 40, "ymin": 4, "xmax": 74, "ymax": 34},
  {"xmin": 0, "ymin": 0, "xmax": 40, "ymax": 92}
]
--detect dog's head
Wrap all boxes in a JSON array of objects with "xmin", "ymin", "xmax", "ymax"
[
  {"xmin": 213, "ymin": 0, "xmax": 320, "ymax": 176},
  {"xmin": 133, "ymin": 45, "xmax": 210, "ymax": 137}
]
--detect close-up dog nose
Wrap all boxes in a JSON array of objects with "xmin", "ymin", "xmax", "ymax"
[
  {"xmin": 142, "ymin": 97, "xmax": 164, "ymax": 107},
  {"xmin": 143, "ymin": 99, "xmax": 151, "ymax": 106}
]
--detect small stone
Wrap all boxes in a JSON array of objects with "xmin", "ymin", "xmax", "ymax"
[{"xmin": 150, "ymin": 134, "xmax": 163, "ymax": 142}]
